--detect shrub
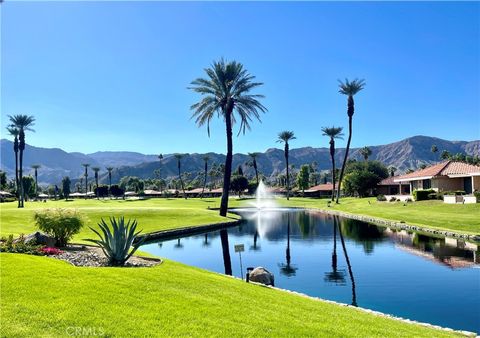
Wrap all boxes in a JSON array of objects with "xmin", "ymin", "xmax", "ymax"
[
  {"xmin": 34, "ymin": 209, "xmax": 84, "ymax": 247},
  {"xmin": 412, "ymin": 189, "xmax": 435, "ymax": 201},
  {"xmin": 86, "ymin": 217, "xmax": 145, "ymax": 266},
  {"xmin": 376, "ymin": 194, "xmax": 386, "ymax": 201},
  {"xmin": 454, "ymin": 190, "xmax": 466, "ymax": 196},
  {"xmin": 41, "ymin": 247, "xmax": 63, "ymax": 255},
  {"xmin": 474, "ymin": 191, "xmax": 480, "ymax": 203},
  {"xmin": 427, "ymin": 193, "xmax": 438, "ymax": 200},
  {"xmin": 389, "ymin": 196, "xmax": 397, "ymax": 202},
  {"xmin": 109, "ymin": 185, "xmax": 124, "ymax": 197},
  {"xmin": 0, "ymin": 234, "xmax": 44, "ymax": 255},
  {"xmin": 405, "ymin": 198, "xmax": 413, "ymax": 203}
]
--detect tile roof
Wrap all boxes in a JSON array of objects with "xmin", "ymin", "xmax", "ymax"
[
  {"xmin": 441, "ymin": 162, "xmax": 480, "ymax": 176},
  {"xmin": 305, "ymin": 183, "xmax": 333, "ymax": 192},
  {"xmin": 395, "ymin": 161, "xmax": 480, "ymax": 181},
  {"xmin": 395, "ymin": 161, "xmax": 450, "ymax": 181},
  {"xmin": 378, "ymin": 177, "xmax": 398, "ymax": 185}
]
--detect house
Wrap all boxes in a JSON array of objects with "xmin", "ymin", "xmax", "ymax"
[
  {"xmin": 376, "ymin": 176, "xmax": 411, "ymax": 196},
  {"xmin": 394, "ymin": 161, "xmax": 480, "ymax": 194},
  {"xmin": 303, "ymin": 183, "xmax": 334, "ymax": 198}
]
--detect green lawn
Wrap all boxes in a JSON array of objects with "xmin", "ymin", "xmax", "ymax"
[
  {"xmin": 0, "ymin": 253, "xmax": 466, "ymax": 337},
  {"xmin": 0, "ymin": 198, "xmax": 238, "ymax": 243}
]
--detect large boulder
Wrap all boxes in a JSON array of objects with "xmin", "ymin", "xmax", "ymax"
[
  {"xmin": 15, "ymin": 232, "xmax": 57, "ymax": 247},
  {"xmin": 249, "ymin": 267, "xmax": 274, "ymax": 286}
]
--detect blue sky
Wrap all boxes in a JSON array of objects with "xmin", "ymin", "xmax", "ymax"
[{"xmin": 1, "ymin": 1, "xmax": 479, "ymax": 155}]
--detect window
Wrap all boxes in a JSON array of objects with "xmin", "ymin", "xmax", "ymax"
[{"xmin": 422, "ymin": 179, "xmax": 431, "ymax": 189}]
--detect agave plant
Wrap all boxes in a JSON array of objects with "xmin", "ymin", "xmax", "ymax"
[{"xmin": 87, "ymin": 217, "xmax": 145, "ymax": 266}]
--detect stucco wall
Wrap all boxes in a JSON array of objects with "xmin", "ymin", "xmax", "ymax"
[{"xmin": 473, "ymin": 176, "xmax": 480, "ymax": 192}]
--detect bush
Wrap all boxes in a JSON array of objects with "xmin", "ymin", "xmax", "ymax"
[
  {"xmin": 474, "ymin": 191, "xmax": 480, "ymax": 203},
  {"xmin": 376, "ymin": 194, "xmax": 387, "ymax": 201},
  {"xmin": 412, "ymin": 189, "xmax": 435, "ymax": 201},
  {"xmin": 34, "ymin": 209, "xmax": 84, "ymax": 247},
  {"xmin": 405, "ymin": 198, "xmax": 413, "ymax": 203},
  {"xmin": 109, "ymin": 185, "xmax": 125, "ymax": 197},
  {"xmin": 428, "ymin": 193, "xmax": 438, "ymax": 200},
  {"xmin": 454, "ymin": 190, "xmax": 466, "ymax": 196},
  {"xmin": 86, "ymin": 217, "xmax": 145, "ymax": 266},
  {"xmin": 0, "ymin": 234, "xmax": 44, "ymax": 255},
  {"xmin": 389, "ymin": 196, "xmax": 397, "ymax": 202}
]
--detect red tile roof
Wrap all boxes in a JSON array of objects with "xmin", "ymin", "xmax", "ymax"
[
  {"xmin": 305, "ymin": 183, "xmax": 333, "ymax": 192},
  {"xmin": 378, "ymin": 177, "xmax": 398, "ymax": 185},
  {"xmin": 395, "ymin": 161, "xmax": 480, "ymax": 181}
]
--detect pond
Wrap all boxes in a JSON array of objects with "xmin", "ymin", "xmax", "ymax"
[{"xmin": 140, "ymin": 209, "xmax": 480, "ymax": 333}]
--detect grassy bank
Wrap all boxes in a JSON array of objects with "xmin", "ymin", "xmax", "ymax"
[{"xmin": 0, "ymin": 253, "xmax": 466, "ymax": 337}]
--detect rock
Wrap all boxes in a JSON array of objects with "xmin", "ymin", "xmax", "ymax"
[
  {"xmin": 249, "ymin": 267, "xmax": 274, "ymax": 286},
  {"xmin": 16, "ymin": 232, "xmax": 56, "ymax": 247}
]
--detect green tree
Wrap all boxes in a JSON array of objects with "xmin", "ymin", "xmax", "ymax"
[
  {"xmin": 31, "ymin": 164, "xmax": 41, "ymax": 199},
  {"xmin": 106, "ymin": 167, "xmax": 114, "ymax": 194},
  {"xmin": 21, "ymin": 176, "xmax": 35, "ymax": 200},
  {"xmin": 189, "ymin": 59, "xmax": 266, "ymax": 217},
  {"xmin": 8, "ymin": 114, "xmax": 35, "ymax": 208},
  {"xmin": 92, "ymin": 167, "xmax": 100, "ymax": 199},
  {"xmin": 174, "ymin": 154, "xmax": 187, "ymax": 199},
  {"xmin": 431, "ymin": 144, "xmax": 438, "ymax": 159},
  {"xmin": 0, "ymin": 171, "xmax": 7, "ymax": 190},
  {"xmin": 119, "ymin": 176, "xmax": 144, "ymax": 193},
  {"xmin": 335, "ymin": 79, "xmax": 366, "ymax": 203},
  {"xmin": 230, "ymin": 175, "xmax": 249, "ymax": 198},
  {"xmin": 248, "ymin": 152, "xmax": 261, "ymax": 186},
  {"xmin": 6, "ymin": 126, "xmax": 20, "ymax": 195},
  {"xmin": 297, "ymin": 165, "xmax": 310, "ymax": 194},
  {"xmin": 62, "ymin": 176, "xmax": 71, "ymax": 200},
  {"xmin": 389, "ymin": 166, "xmax": 397, "ymax": 177},
  {"xmin": 360, "ymin": 146, "xmax": 372, "ymax": 161},
  {"xmin": 201, "ymin": 155, "xmax": 210, "ymax": 198},
  {"xmin": 343, "ymin": 160, "xmax": 388, "ymax": 197},
  {"xmin": 441, "ymin": 150, "xmax": 451, "ymax": 160},
  {"xmin": 82, "ymin": 163, "xmax": 90, "ymax": 199},
  {"xmin": 277, "ymin": 131, "xmax": 296, "ymax": 200},
  {"xmin": 322, "ymin": 126, "xmax": 344, "ymax": 201}
]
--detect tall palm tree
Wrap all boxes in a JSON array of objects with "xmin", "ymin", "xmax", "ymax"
[
  {"xmin": 157, "ymin": 154, "xmax": 163, "ymax": 195},
  {"xmin": 174, "ymin": 154, "xmax": 187, "ymax": 199},
  {"xmin": 106, "ymin": 167, "xmax": 114, "ymax": 191},
  {"xmin": 9, "ymin": 114, "xmax": 35, "ymax": 208},
  {"xmin": 360, "ymin": 146, "xmax": 372, "ymax": 161},
  {"xmin": 336, "ymin": 78, "xmax": 366, "ymax": 203},
  {"xmin": 92, "ymin": 167, "xmax": 100, "ymax": 199},
  {"xmin": 6, "ymin": 126, "xmax": 20, "ymax": 195},
  {"xmin": 31, "ymin": 164, "xmax": 41, "ymax": 199},
  {"xmin": 189, "ymin": 58, "xmax": 266, "ymax": 217},
  {"xmin": 248, "ymin": 152, "xmax": 261, "ymax": 186},
  {"xmin": 82, "ymin": 163, "xmax": 90, "ymax": 199},
  {"xmin": 277, "ymin": 131, "xmax": 296, "ymax": 200},
  {"xmin": 322, "ymin": 126, "xmax": 344, "ymax": 201},
  {"xmin": 200, "ymin": 155, "xmax": 210, "ymax": 198}
]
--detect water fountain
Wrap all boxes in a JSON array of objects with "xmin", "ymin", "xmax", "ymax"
[{"xmin": 251, "ymin": 180, "xmax": 278, "ymax": 209}]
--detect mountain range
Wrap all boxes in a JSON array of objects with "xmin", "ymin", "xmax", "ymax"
[{"xmin": 1, "ymin": 136, "xmax": 478, "ymax": 185}]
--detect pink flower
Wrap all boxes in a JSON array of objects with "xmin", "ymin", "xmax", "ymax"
[{"xmin": 41, "ymin": 247, "xmax": 63, "ymax": 255}]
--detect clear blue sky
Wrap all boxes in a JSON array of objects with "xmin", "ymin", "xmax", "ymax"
[{"xmin": 1, "ymin": 1, "xmax": 479, "ymax": 155}]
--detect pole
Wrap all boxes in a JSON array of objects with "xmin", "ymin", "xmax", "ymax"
[{"xmin": 238, "ymin": 251, "xmax": 243, "ymax": 280}]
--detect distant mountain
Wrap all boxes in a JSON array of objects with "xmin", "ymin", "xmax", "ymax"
[{"xmin": 1, "ymin": 136, "xmax": 478, "ymax": 185}]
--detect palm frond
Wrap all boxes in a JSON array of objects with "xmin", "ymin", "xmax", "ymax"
[{"xmin": 338, "ymin": 78, "xmax": 366, "ymax": 96}]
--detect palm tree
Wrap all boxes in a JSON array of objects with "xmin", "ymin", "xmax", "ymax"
[
  {"xmin": 31, "ymin": 164, "xmax": 41, "ymax": 199},
  {"xmin": 92, "ymin": 167, "xmax": 100, "ymax": 199},
  {"xmin": 431, "ymin": 144, "xmax": 438, "ymax": 161},
  {"xmin": 389, "ymin": 166, "xmax": 397, "ymax": 177},
  {"xmin": 157, "ymin": 154, "xmax": 163, "ymax": 195},
  {"xmin": 322, "ymin": 126, "xmax": 344, "ymax": 201},
  {"xmin": 189, "ymin": 58, "xmax": 266, "ymax": 217},
  {"xmin": 360, "ymin": 146, "xmax": 372, "ymax": 161},
  {"xmin": 174, "ymin": 154, "xmax": 187, "ymax": 199},
  {"xmin": 248, "ymin": 152, "xmax": 261, "ymax": 186},
  {"xmin": 277, "ymin": 131, "xmax": 296, "ymax": 200},
  {"xmin": 106, "ymin": 167, "xmax": 114, "ymax": 193},
  {"xmin": 336, "ymin": 78, "xmax": 366, "ymax": 203},
  {"xmin": 200, "ymin": 155, "xmax": 210, "ymax": 198},
  {"xmin": 82, "ymin": 163, "xmax": 90, "ymax": 199},
  {"xmin": 9, "ymin": 114, "xmax": 35, "ymax": 208},
  {"xmin": 6, "ymin": 126, "xmax": 19, "ymax": 195}
]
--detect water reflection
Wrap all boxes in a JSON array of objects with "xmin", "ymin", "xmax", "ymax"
[
  {"xmin": 337, "ymin": 217, "xmax": 357, "ymax": 307},
  {"xmin": 279, "ymin": 216, "xmax": 298, "ymax": 277},
  {"xmin": 324, "ymin": 217, "xmax": 346, "ymax": 285}
]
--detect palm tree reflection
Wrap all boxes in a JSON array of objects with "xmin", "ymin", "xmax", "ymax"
[
  {"xmin": 249, "ymin": 230, "xmax": 261, "ymax": 251},
  {"xmin": 174, "ymin": 238, "xmax": 183, "ymax": 249},
  {"xmin": 279, "ymin": 216, "xmax": 298, "ymax": 276},
  {"xmin": 324, "ymin": 217, "xmax": 346, "ymax": 285},
  {"xmin": 203, "ymin": 233, "xmax": 211, "ymax": 247},
  {"xmin": 338, "ymin": 217, "xmax": 358, "ymax": 306}
]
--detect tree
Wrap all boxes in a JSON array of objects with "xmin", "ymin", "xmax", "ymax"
[
  {"xmin": 92, "ymin": 167, "xmax": 100, "ymax": 199},
  {"xmin": 8, "ymin": 114, "xmax": 35, "ymax": 208},
  {"xmin": 157, "ymin": 154, "xmax": 163, "ymax": 194},
  {"xmin": 189, "ymin": 58, "xmax": 266, "ymax": 217},
  {"xmin": 82, "ymin": 164, "xmax": 90, "ymax": 199},
  {"xmin": 359, "ymin": 146, "xmax": 372, "ymax": 161},
  {"xmin": 201, "ymin": 155, "xmax": 210, "ymax": 198},
  {"xmin": 106, "ymin": 167, "xmax": 114, "ymax": 196},
  {"xmin": 0, "ymin": 171, "xmax": 7, "ymax": 190},
  {"xmin": 248, "ymin": 152, "xmax": 261, "ymax": 185},
  {"xmin": 6, "ymin": 126, "xmax": 19, "ymax": 195},
  {"xmin": 174, "ymin": 154, "xmax": 187, "ymax": 199},
  {"xmin": 322, "ymin": 126, "xmax": 344, "ymax": 201},
  {"xmin": 230, "ymin": 175, "xmax": 249, "ymax": 198},
  {"xmin": 62, "ymin": 176, "xmax": 71, "ymax": 200},
  {"xmin": 389, "ymin": 166, "xmax": 397, "ymax": 177},
  {"xmin": 277, "ymin": 131, "xmax": 296, "ymax": 200},
  {"xmin": 31, "ymin": 164, "xmax": 41, "ymax": 199},
  {"xmin": 335, "ymin": 79, "xmax": 366, "ymax": 203},
  {"xmin": 21, "ymin": 176, "xmax": 35, "ymax": 200},
  {"xmin": 297, "ymin": 165, "xmax": 310, "ymax": 195},
  {"xmin": 119, "ymin": 176, "xmax": 144, "ymax": 193},
  {"xmin": 431, "ymin": 145, "xmax": 438, "ymax": 159},
  {"xmin": 441, "ymin": 150, "xmax": 451, "ymax": 160},
  {"xmin": 343, "ymin": 160, "xmax": 388, "ymax": 197}
]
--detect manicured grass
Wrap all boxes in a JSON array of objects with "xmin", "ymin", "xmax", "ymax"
[
  {"xmin": 0, "ymin": 253, "xmax": 465, "ymax": 337},
  {"xmin": 0, "ymin": 198, "xmax": 238, "ymax": 243},
  {"xmin": 274, "ymin": 198, "xmax": 480, "ymax": 235}
]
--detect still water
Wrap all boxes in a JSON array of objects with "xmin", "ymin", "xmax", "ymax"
[{"xmin": 140, "ymin": 209, "xmax": 480, "ymax": 333}]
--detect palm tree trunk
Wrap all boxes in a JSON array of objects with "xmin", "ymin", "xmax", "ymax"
[
  {"xmin": 35, "ymin": 170, "xmax": 38, "ymax": 199},
  {"xmin": 178, "ymin": 162, "xmax": 187, "ymax": 200},
  {"xmin": 18, "ymin": 149, "xmax": 24, "ymax": 208},
  {"xmin": 336, "ymin": 115, "xmax": 352, "ymax": 203},
  {"xmin": 220, "ymin": 229, "xmax": 232, "ymax": 275},
  {"xmin": 220, "ymin": 111, "xmax": 233, "ymax": 217},
  {"xmin": 201, "ymin": 162, "xmax": 207, "ymax": 199},
  {"xmin": 85, "ymin": 170, "xmax": 88, "ymax": 200},
  {"xmin": 338, "ymin": 217, "xmax": 357, "ymax": 306},
  {"xmin": 14, "ymin": 148, "xmax": 19, "ymax": 198},
  {"xmin": 330, "ymin": 140, "xmax": 336, "ymax": 201},
  {"xmin": 285, "ymin": 144, "xmax": 290, "ymax": 200},
  {"xmin": 95, "ymin": 175, "xmax": 99, "ymax": 199},
  {"xmin": 254, "ymin": 161, "xmax": 259, "ymax": 185}
]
